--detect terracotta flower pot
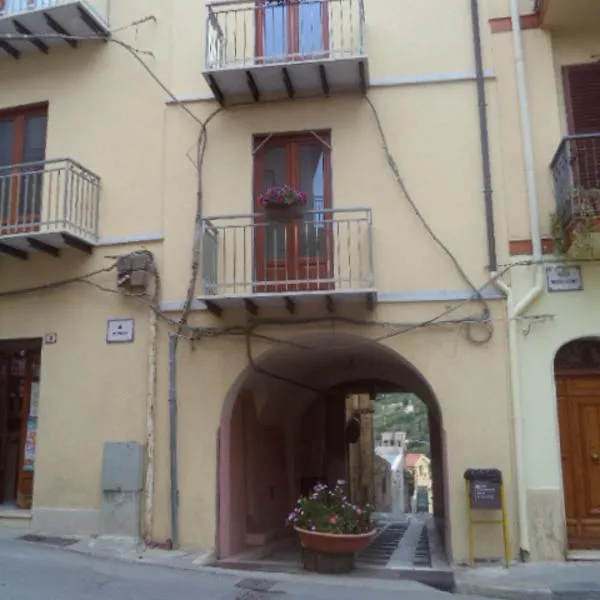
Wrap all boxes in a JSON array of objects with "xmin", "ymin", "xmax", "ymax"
[
  {"xmin": 263, "ymin": 202, "xmax": 305, "ymax": 222},
  {"xmin": 294, "ymin": 527, "xmax": 376, "ymax": 554}
]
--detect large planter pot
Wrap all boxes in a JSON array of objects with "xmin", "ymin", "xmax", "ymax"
[
  {"xmin": 294, "ymin": 527, "xmax": 376, "ymax": 574},
  {"xmin": 263, "ymin": 202, "xmax": 305, "ymax": 222}
]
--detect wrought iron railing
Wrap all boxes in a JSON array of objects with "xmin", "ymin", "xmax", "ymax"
[
  {"xmin": 0, "ymin": 0, "xmax": 109, "ymax": 22},
  {"xmin": 551, "ymin": 133, "xmax": 600, "ymax": 222},
  {"xmin": 205, "ymin": 0, "xmax": 365, "ymax": 71},
  {"xmin": 201, "ymin": 208, "xmax": 373, "ymax": 296},
  {"xmin": 0, "ymin": 158, "xmax": 100, "ymax": 241}
]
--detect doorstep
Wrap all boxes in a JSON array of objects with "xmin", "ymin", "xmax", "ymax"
[
  {"xmin": 567, "ymin": 550, "xmax": 600, "ymax": 561},
  {"xmin": 0, "ymin": 507, "xmax": 32, "ymax": 520}
]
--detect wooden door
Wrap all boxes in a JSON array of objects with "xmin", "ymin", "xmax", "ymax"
[
  {"xmin": 254, "ymin": 133, "xmax": 333, "ymax": 292},
  {"xmin": 256, "ymin": 0, "xmax": 329, "ymax": 63},
  {"xmin": 0, "ymin": 105, "xmax": 48, "ymax": 235},
  {"xmin": 557, "ymin": 374, "xmax": 600, "ymax": 550},
  {"xmin": 17, "ymin": 351, "xmax": 39, "ymax": 510}
]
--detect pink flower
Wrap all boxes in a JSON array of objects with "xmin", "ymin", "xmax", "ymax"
[{"xmin": 328, "ymin": 515, "xmax": 337, "ymax": 525}]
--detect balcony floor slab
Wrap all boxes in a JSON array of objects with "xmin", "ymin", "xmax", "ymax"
[
  {"xmin": 0, "ymin": 229, "xmax": 96, "ymax": 258},
  {"xmin": 0, "ymin": 1, "xmax": 109, "ymax": 60},
  {"xmin": 204, "ymin": 56, "xmax": 369, "ymax": 105},
  {"xmin": 197, "ymin": 287, "xmax": 377, "ymax": 316}
]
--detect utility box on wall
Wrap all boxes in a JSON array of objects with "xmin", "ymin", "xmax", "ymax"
[{"xmin": 100, "ymin": 442, "xmax": 144, "ymax": 537}]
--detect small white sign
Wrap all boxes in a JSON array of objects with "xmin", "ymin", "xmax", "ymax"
[
  {"xmin": 44, "ymin": 333, "xmax": 57, "ymax": 345},
  {"xmin": 107, "ymin": 318, "xmax": 135, "ymax": 344},
  {"xmin": 546, "ymin": 265, "xmax": 583, "ymax": 293}
]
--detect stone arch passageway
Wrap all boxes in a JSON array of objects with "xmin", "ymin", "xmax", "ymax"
[{"xmin": 217, "ymin": 331, "xmax": 447, "ymax": 559}]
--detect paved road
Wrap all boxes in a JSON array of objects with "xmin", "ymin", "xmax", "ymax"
[{"xmin": 0, "ymin": 536, "xmax": 492, "ymax": 600}]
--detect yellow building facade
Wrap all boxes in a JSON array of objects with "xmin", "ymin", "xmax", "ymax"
[{"xmin": 3, "ymin": 0, "xmax": 588, "ymax": 567}]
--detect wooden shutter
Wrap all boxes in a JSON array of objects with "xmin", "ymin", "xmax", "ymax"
[
  {"xmin": 0, "ymin": 0, "xmax": 5, "ymax": 12},
  {"xmin": 563, "ymin": 64, "xmax": 600, "ymax": 192},
  {"xmin": 564, "ymin": 63, "xmax": 600, "ymax": 134}
]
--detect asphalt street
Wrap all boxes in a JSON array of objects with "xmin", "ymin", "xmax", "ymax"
[{"xmin": 0, "ymin": 536, "xmax": 497, "ymax": 600}]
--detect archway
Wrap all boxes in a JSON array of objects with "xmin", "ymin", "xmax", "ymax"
[
  {"xmin": 555, "ymin": 337, "xmax": 600, "ymax": 551},
  {"xmin": 217, "ymin": 332, "xmax": 447, "ymax": 561}
]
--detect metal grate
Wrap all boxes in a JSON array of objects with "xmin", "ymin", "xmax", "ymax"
[
  {"xmin": 234, "ymin": 579, "xmax": 284, "ymax": 600},
  {"xmin": 19, "ymin": 534, "xmax": 78, "ymax": 547},
  {"xmin": 357, "ymin": 522, "xmax": 408, "ymax": 566}
]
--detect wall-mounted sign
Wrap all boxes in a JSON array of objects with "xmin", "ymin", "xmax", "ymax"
[
  {"xmin": 106, "ymin": 318, "xmax": 135, "ymax": 344},
  {"xmin": 469, "ymin": 480, "xmax": 502, "ymax": 510},
  {"xmin": 44, "ymin": 333, "xmax": 57, "ymax": 345},
  {"xmin": 546, "ymin": 264, "xmax": 583, "ymax": 293}
]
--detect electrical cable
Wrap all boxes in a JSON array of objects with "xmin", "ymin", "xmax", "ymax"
[{"xmin": 364, "ymin": 95, "xmax": 493, "ymax": 345}]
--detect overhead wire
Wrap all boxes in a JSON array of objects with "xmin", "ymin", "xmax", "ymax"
[{"xmin": 1, "ymin": 23, "xmax": 506, "ymax": 360}]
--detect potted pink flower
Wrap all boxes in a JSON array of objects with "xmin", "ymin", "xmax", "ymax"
[
  {"xmin": 258, "ymin": 185, "xmax": 308, "ymax": 222},
  {"xmin": 286, "ymin": 481, "xmax": 376, "ymax": 573}
]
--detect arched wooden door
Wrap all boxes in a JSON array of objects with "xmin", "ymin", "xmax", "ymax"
[{"xmin": 556, "ymin": 340, "xmax": 600, "ymax": 550}]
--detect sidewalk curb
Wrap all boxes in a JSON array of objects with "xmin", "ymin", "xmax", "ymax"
[{"xmin": 454, "ymin": 582, "xmax": 551, "ymax": 600}]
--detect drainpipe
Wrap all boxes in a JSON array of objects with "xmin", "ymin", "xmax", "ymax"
[
  {"xmin": 491, "ymin": 0, "xmax": 545, "ymax": 561},
  {"xmin": 470, "ymin": 0, "xmax": 497, "ymax": 272},
  {"xmin": 143, "ymin": 306, "xmax": 158, "ymax": 541},
  {"xmin": 168, "ymin": 333, "xmax": 180, "ymax": 549}
]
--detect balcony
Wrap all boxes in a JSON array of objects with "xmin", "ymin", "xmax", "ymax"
[
  {"xmin": 0, "ymin": 158, "xmax": 100, "ymax": 259},
  {"xmin": 551, "ymin": 133, "xmax": 600, "ymax": 254},
  {"xmin": 536, "ymin": 0, "xmax": 600, "ymax": 31},
  {"xmin": 200, "ymin": 208, "xmax": 375, "ymax": 315},
  {"xmin": 203, "ymin": 0, "xmax": 368, "ymax": 106},
  {"xmin": 0, "ymin": 0, "xmax": 109, "ymax": 60}
]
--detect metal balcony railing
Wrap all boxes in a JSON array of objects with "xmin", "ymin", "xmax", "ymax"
[
  {"xmin": 205, "ymin": 0, "xmax": 365, "ymax": 71},
  {"xmin": 551, "ymin": 133, "xmax": 600, "ymax": 222},
  {"xmin": 201, "ymin": 208, "xmax": 373, "ymax": 296},
  {"xmin": 0, "ymin": 158, "xmax": 100, "ymax": 242}
]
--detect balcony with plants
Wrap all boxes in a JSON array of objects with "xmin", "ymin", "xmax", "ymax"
[
  {"xmin": 550, "ymin": 133, "xmax": 600, "ymax": 257},
  {"xmin": 203, "ymin": 0, "xmax": 368, "ymax": 105},
  {"xmin": 0, "ymin": 0, "xmax": 109, "ymax": 60},
  {"xmin": 199, "ymin": 184, "xmax": 375, "ymax": 316}
]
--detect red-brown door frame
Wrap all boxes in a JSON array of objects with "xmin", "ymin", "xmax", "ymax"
[
  {"xmin": 0, "ymin": 104, "xmax": 48, "ymax": 234},
  {"xmin": 253, "ymin": 131, "xmax": 333, "ymax": 293},
  {"xmin": 255, "ymin": 0, "xmax": 330, "ymax": 63}
]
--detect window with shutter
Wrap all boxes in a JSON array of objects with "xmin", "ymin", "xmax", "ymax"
[{"xmin": 563, "ymin": 64, "xmax": 600, "ymax": 194}]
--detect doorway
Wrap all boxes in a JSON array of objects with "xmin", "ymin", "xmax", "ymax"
[
  {"xmin": 253, "ymin": 131, "xmax": 333, "ymax": 292},
  {"xmin": 0, "ymin": 340, "xmax": 41, "ymax": 510},
  {"xmin": 555, "ymin": 339, "xmax": 600, "ymax": 550},
  {"xmin": 217, "ymin": 332, "xmax": 448, "ymax": 566},
  {"xmin": 256, "ymin": 0, "xmax": 329, "ymax": 63}
]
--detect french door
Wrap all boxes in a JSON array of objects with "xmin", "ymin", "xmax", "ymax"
[
  {"xmin": 253, "ymin": 132, "xmax": 333, "ymax": 292},
  {"xmin": 0, "ymin": 105, "xmax": 48, "ymax": 234},
  {"xmin": 256, "ymin": 0, "xmax": 329, "ymax": 63}
]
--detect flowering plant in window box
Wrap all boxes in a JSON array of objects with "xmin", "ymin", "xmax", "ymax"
[
  {"xmin": 286, "ymin": 481, "xmax": 376, "ymax": 572},
  {"xmin": 259, "ymin": 185, "xmax": 308, "ymax": 221}
]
